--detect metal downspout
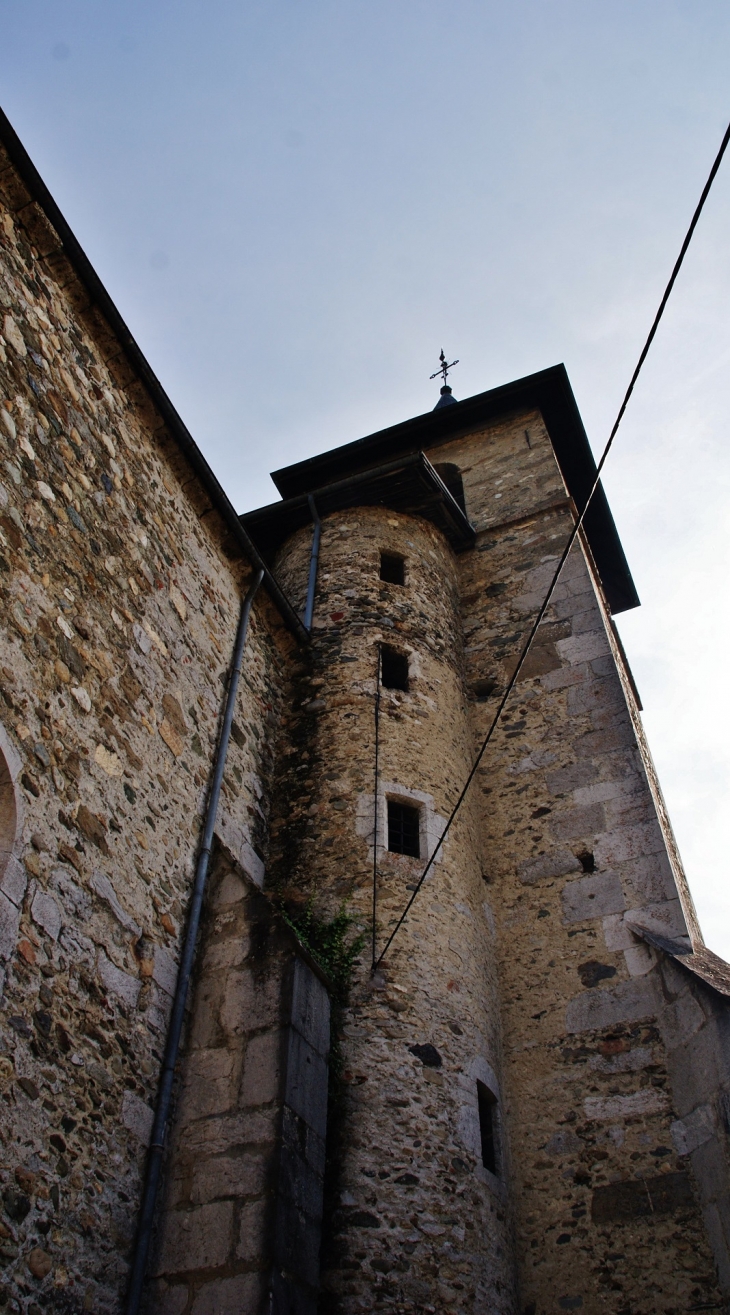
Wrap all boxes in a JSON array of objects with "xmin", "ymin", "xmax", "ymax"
[
  {"xmin": 125, "ymin": 568, "xmax": 264, "ymax": 1315},
  {"xmin": 303, "ymin": 494, "xmax": 321, "ymax": 632}
]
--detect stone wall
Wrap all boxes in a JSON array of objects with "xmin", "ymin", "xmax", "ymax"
[
  {"xmin": 0, "ymin": 145, "xmax": 292, "ymax": 1314},
  {"xmin": 2, "ymin": 111, "xmax": 729, "ymax": 1315},
  {"xmin": 151, "ymin": 851, "xmax": 330, "ymax": 1315},
  {"xmin": 428, "ymin": 410, "xmax": 728, "ymax": 1312},
  {"xmin": 271, "ymin": 505, "xmax": 516, "ymax": 1314}
]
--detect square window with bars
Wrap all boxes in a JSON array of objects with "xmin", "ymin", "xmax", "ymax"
[{"xmin": 387, "ymin": 800, "xmax": 420, "ymax": 858}]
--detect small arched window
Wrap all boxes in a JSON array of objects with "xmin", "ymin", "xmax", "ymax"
[{"xmin": 433, "ymin": 463, "xmax": 466, "ymax": 515}]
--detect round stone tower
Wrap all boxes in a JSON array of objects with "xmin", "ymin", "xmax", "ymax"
[{"xmin": 270, "ymin": 504, "xmax": 516, "ymax": 1314}]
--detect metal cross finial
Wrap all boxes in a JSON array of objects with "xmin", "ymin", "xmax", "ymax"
[{"xmin": 430, "ymin": 348, "xmax": 459, "ymax": 387}]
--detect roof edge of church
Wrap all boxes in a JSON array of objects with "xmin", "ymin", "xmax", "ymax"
[
  {"xmin": 272, "ymin": 366, "xmax": 640, "ymax": 616},
  {"xmin": 0, "ymin": 105, "xmax": 307, "ymax": 641}
]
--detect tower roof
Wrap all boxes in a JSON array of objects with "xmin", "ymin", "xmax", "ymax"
[{"xmin": 269, "ymin": 365, "xmax": 639, "ymax": 615}]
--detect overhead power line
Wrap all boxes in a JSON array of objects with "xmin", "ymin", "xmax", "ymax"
[{"xmin": 372, "ymin": 115, "xmax": 730, "ymax": 973}]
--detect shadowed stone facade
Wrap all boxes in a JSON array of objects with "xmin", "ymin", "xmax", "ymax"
[{"xmin": 1, "ymin": 109, "xmax": 730, "ymax": 1315}]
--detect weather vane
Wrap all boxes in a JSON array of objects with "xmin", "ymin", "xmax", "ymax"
[{"xmin": 430, "ymin": 348, "xmax": 459, "ymax": 387}]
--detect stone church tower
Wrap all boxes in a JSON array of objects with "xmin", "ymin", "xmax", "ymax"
[{"xmin": 0, "ymin": 108, "xmax": 730, "ymax": 1315}]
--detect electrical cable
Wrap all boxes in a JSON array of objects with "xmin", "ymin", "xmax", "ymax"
[{"xmin": 372, "ymin": 115, "xmax": 730, "ymax": 973}]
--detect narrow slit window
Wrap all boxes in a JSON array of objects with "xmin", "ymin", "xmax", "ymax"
[
  {"xmin": 387, "ymin": 800, "xmax": 420, "ymax": 858},
  {"xmin": 380, "ymin": 552, "xmax": 405, "ymax": 585},
  {"xmin": 477, "ymin": 1081, "xmax": 499, "ymax": 1176},
  {"xmin": 381, "ymin": 646, "xmax": 409, "ymax": 692}
]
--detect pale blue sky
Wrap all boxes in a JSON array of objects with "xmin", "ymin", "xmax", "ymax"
[{"xmin": 2, "ymin": 1, "xmax": 730, "ymax": 952}]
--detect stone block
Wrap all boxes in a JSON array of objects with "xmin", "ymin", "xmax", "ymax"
[
  {"xmin": 692, "ymin": 1138, "xmax": 730, "ymax": 1225},
  {"xmin": 283, "ymin": 1030, "xmax": 329, "ymax": 1139},
  {"xmin": 626, "ymin": 898, "xmax": 689, "ymax": 942},
  {"xmin": 274, "ymin": 1192, "xmax": 322, "ymax": 1287},
  {"xmin": 620, "ymin": 850, "xmax": 676, "ymax": 903},
  {"xmin": 214, "ymin": 812, "xmax": 265, "ymax": 889},
  {"xmin": 183, "ymin": 1108, "xmax": 279, "ymax": 1157},
  {"xmin": 602, "ymin": 913, "xmax": 636, "ymax": 951},
  {"xmin": 624, "ymin": 944, "xmax": 655, "ymax": 976},
  {"xmin": 667, "ymin": 1035, "xmax": 722, "ymax": 1125},
  {"xmin": 236, "ymin": 1196, "xmax": 271, "ymax": 1263},
  {"xmin": 201, "ymin": 935, "xmax": 249, "ymax": 973},
  {"xmin": 561, "ymin": 871, "xmax": 625, "ymax": 924},
  {"xmin": 661, "ymin": 989, "xmax": 708, "ymax": 1052},
  {"xmin": 30, "ymin": 887, "xmax": 61, "ymax": 940},
  {"xmin": 566, "ymin": 676, "xmax": 625, "ymax": 718},
  {"xmin": 187, "ymin": 986, "xmax": 220, "ymax": 1051},
  {"xmin": 574, "ymin": 725, "xmax": 633, "ymax": 757},
  {"xmin": 178, "ymin": 1049, "xmax": 237, "ymax": 1122},
  {"xmin": 277, "ymin": 1143, "xmax": 325, "ymax": 1222},
  {"xmin": 701, "ymin": 1202, "xmax": 730, "ymax": 1292},
  {"xmin": 539, "ymin": 661, "xmax": 588, "ymax": 691},
  {"xmin": 156, "ymin": 1201, "xmax": 234, "ymax": 1276},
  {"xmin": 189, "ymin": 1151, "xmax": 268, "ymax": 1205},
  {"xmin": 153, "ymin": 944, "xmax": 178, "ymax": 997},
  {"xmin": 671, "ymin": 1104, "xmax": 715, "ymax": 1157},
  {"xmin": 190, "ymin": 1271, "xmax": 265, "ymax": 1315},
  {"xmin": 550, "ymin": 803, "xmax": 605, "ymax": 843},
  {"xmin": 591, "ymin": 1172, "xmax": 693, "ymax": 1222},
  {"xmin": 0, "ymin": 889, "xmax": 20, "ymax": 960},
  {"xmin": 517, "ymin": 848, "xmax": 580, "ymax": 885},
  {"xmin": 565, "ymin": 975, "xmax": 658, "ymax": 1034},
  {"xmin": 573, "ymin": 777, "xmax": 633, "ymax": 806},
  {"xmin": 219, "ymin": 967, "xmax": 282, "ymax": 1037},
  {"xmin": 517, "ymin": 642, "xmax": 561, "ymax": 679},
  {"xmin": 211, "ymin": 868, "xmax": 247, "ymax": 908},
  {"xmin": 97, "ymin": 949, "xmax": 141, "ymax": 1008},
  {"xmin": 89, "ymin": 869, "xmax": 140, "ymax": 934},
  {"xmin": 152, "ymin": 1281, "xmax": 189, "ymax": 1315},
  {"xmin": 290, "ymin": 957, "xmax": 330, "ymax": 1058},
  {"xmin": 555, "ymin": 631, "xmax": 611, "ymax": 665},
  {"xmin": 241, "ymin": 1029, "xmax": 284, "ymax": 1107},
  {"xmin": 545, "ymin": 762, "xmax": 599, "ymax": 797},
  {"xmin": 281, "ymin": 1104, "xmax": 326, "ymax": 1177},
  {"xmin": 584, "ymin": 1088, "xmax": 669, "ymax": 1121},
  {"xmin": 594, "ymin": 819, "xmax": 665, "ymax": 867},
  {"xmin": 269, "ymin": 1268, "xmax": 318, "ymax": 1315},
  {"xmin": 0, "ymin": 856, "xmax": 26, "ymax": 908}
]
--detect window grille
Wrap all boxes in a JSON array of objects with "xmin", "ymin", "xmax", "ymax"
[{"xmin": 387, "ymin": 800, "xmax": 420, "ymax": 857}]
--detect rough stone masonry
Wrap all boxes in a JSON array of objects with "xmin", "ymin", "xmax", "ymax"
[{"xmin": 1, "ymin": 108, "xmax": 730, "ymax": 1315}]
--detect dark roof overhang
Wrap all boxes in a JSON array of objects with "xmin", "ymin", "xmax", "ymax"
[
  {"xmin": 271, "ymin": 365, "xmax": 639, "ymax": 615},
  {"xmin": 630, "ymin": 922, "xmax": 730, "ymax": 999},
  {"xmin": 240, "ymin": 452, "xmax": 475, "ymax": 562},
  {"xmin": 0, "ymin": 106, "xmax": 307, "ymax": 641}
]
